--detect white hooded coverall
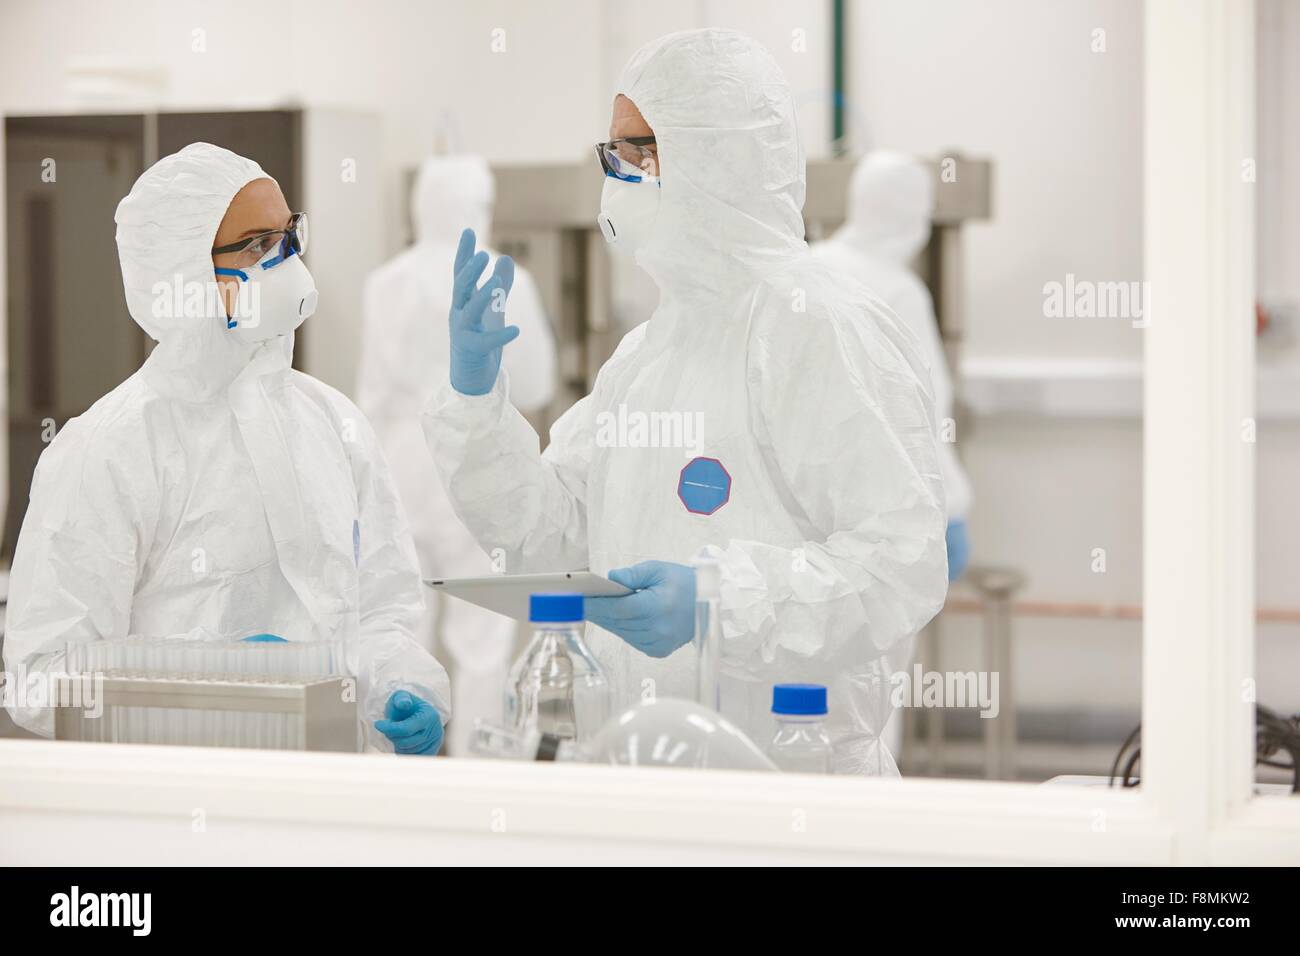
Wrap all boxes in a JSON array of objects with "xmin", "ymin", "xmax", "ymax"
[
  {"xmin": 812, "ymin": 151, "xmax": 972, "ymax": 522},
  {"xmin": 3, "ymin": 143, "xmax": 450, "ymax": 747},
  {"xmin": 357, "ymin": 155, "xmax": 556, "ymax": 754},
  {"xmin": 423, "ymin": 30, "xmax": 947, "ymax": 775}
]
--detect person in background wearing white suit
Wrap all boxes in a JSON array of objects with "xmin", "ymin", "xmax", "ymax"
[
  {"xmin": 357, "ymin": 155, "xmax": 556, "ymax": 755},
  {"xmin": 812, "ymin": 150, "xmax": 975, "ymax": 760},
  {"xmin": 4, "ymin": 144, "xmax": 451, "ymax": 754},
  {"xmin": 812, "ymin": 151, "xmax": 973, "ymax": 575}
]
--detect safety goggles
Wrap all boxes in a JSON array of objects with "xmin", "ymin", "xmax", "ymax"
[
  {"xmin": 212, "ymin": 211, "xmax": 309, "ymax": 269},
  {"xmin": 595, "ymin": 137, "xmax": 658, "ymax": 182}
]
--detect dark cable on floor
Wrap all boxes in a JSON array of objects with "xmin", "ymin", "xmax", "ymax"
[{"xmin": 1108, "ymin": 705, "xmax": 1300, "ymax": 792}]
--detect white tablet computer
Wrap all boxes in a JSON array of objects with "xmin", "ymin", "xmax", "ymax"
[{"xmin": 424, "ymin": 571, "xmax": 633, "ymax": 621}]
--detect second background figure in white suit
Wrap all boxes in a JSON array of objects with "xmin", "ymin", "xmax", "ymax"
[{"xmin": 357, "ymin": 155, "xmax": 557, "ymax": 755}]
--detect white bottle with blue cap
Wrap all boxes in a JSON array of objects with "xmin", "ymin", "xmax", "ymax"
[
  {"xmin": 507, "ymin": 594, "xmax": 611, "ymax": 744},
  {"xmin": 768, "ymin": 683, "xmax": 834, "ymax": 773}
]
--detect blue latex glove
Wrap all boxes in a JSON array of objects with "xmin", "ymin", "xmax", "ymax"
[
  {"xmin": 585, "ymin": 561, "xmax": 697, "ymax": 659},
  {"xmin": 449, "ymin": 228, "xmax": 519, "ymax": 395},
  {"xmin": 374, "ymin": 691, "xmax": 444, "ymax": 756},
  {"xmin": 241, "ymin": 634, "xmax": 287, "ymax": 642},
  {"xmin": 946, "ymin": 519, "xmax": 970, "ymax": 582}
]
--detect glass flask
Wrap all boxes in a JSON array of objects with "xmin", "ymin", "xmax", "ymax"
[{"xmin": 472, "ymin": 698, "xmax": 778, "ymax": 772}]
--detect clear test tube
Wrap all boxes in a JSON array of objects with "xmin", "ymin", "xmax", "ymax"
[
  {"xmin": 161, "ymin": 642, "xmax": 179, "ymax": 679},
  {"xmin": 227, "ymin": 642, "xmax": 240, "ymax": 679},
  {"xmin": 64, "ymin": 642, "xmax": 83, "ymax": 676},
  {"xmin": 180, "ymin": 643, "xmax": 199, "ymax": 680},
  {"xmin": 214, "ymin": 643, "xmax": 232, "ymax": 681},
  {"xmin": 125, "ymin": 639, "xmax": 141, "ymax": 677}
]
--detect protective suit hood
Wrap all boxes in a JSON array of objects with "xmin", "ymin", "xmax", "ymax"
[
  {"xmin": 616, "ymin": 28, "xmax": 807, "ymax": 293},
  {"xmin": 412, "ymin": 155, "xmax": 495, "ymax": 249},
  {"xmin": 835, "ymin": 150, "xmax": 934, "ymax": 263},
  {"xmin": 115, "ymin": 142, "xmax": 281, "ymax": 401}
]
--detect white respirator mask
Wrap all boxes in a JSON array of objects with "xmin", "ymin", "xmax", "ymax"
[
  {"xmin": 597, "ymin": 174, "xmax": 661, "ymax": 254},
  {"xmin": 217, "ymin": 250, "xmax": 318, "ymax": 342}
]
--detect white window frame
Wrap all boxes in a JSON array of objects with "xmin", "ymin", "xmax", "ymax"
[{"xmin": 0, "ymin": 0, "xmax": 1297, "ymax": 865}]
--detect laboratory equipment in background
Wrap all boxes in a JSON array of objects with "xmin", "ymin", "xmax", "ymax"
[
  {"xmin": 693, "ymin": 558, "xmax": 721, "ymax": 713},
  {"xmin": 506, "ymin": 594, "xmax": 611, "ymax": 743},
  {"xmin": 768, "ymin": 684, "xmax": 834, "ymax": 774},
  {"xmin": 2, "ymin": 107, "xmax": 381, "ymax": 563},
  {"xmin": 472, "ymin": 698, "xmax": 777, "ymax": 772},
  {"xmin": 53, "ymin": 637, "xmax": 356, "ymax": 752},
  {"xmin": 479, "ymin": 156, "xmax": 991, "ymax": 418}
]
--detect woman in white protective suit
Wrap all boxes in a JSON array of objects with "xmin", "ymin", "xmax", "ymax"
[
  {"xmin": 812, "ymin": 151, "xmax": 973, "ymax": 579},
  {"xmin": 3, "ymin": 143, "xmax": 451, "ymax": 755},
  {"xmin": 424, "ymin": 30, "xmax": 948, "ymax": 775},
  {"xmin": 357, "ymin": 155, "xmax": 556, "ymax": 755}
]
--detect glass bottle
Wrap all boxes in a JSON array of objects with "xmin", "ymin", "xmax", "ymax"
[
  {"xmin": 506, "ymin": 593, "xmax": 611, "ymax": 743},
  {"xmin": 767, "ymin": 683, "xmax": 834, "ymax": 773}
]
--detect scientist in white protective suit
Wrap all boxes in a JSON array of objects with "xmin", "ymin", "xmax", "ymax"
[
  {"xmin": 357, "ymin": 155, "xmax": 556, "ymax": 755},
  {"xmin": 812, "ymin": 151, "xmax": 972, "ymax": 577},
  {"xmin": 424, "ymin": 29, "xmax": 948, "ymax": 775},
  {"xmin": 3, "ymin": 143, "xmax": 451, "ymax": 755}
]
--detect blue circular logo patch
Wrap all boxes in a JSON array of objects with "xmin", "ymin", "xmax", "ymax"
[{"xmin": 677, "ymin": 457, "xmax": 731, "ymax": 515}]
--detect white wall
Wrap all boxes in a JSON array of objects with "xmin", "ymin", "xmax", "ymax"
[
  {"xmin": 0, "ymin": 0, "xmax": 833, "ymax": 257},
  {"xmin": 851, "ymin": 0, "xmax": 1145, "ymax": 362},
  {"xmin": 0, "ymin": 0, "xmax": 608, "ymax": 262}
]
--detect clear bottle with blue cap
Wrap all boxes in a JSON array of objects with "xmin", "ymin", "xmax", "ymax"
[
  {"xmin": 768, "ymin": 683, "xmax": 834, "ymax": 773},
  {"xmin": 507, "ymin": 593, "xmax": 611, "ymax": 744}
]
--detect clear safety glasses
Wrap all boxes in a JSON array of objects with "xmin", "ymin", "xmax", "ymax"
[
  {"xmin": 596, "ymin": 137, "xmax": 659, "ymax": 182},
  {"xmin": 212, "ymin": 211, "xmax": 309, "ymax": 269}
]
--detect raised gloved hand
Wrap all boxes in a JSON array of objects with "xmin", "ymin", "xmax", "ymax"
[
  {"xmin": 945, "ymin": 519, "xmax": 970, "ymax": 582},
  {"xmin": 241, "ymin": 633, "xmax": 287, "ymax": 642},
  {"xmin": 449, "ymin": 228, "xmax": 519, "ymax": 396},
  {"xmin": 585, "ymin": 561, "xmax": 697, "ymax": 659},
  {"xmin": 374, "ymin": 691, "xmax": 444, "ymax": 756}
]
